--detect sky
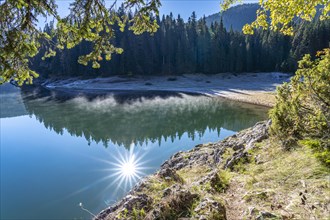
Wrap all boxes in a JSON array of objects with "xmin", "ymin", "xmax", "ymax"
[
  {"xmin": 53, "ymin": 0, "xmax": 259, "ymax": 21},
  {"xmin": 159, "ymin": 0, "xmax": 258, "ymax": 19}
]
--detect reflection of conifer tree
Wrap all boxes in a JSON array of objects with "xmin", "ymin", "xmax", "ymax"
[{"xmin": 22, "ymin": 90, "xmax": 268, "ymax": 149}]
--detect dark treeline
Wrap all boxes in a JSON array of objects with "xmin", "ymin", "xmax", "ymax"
[{"xmin": 31, "ymin": 9, "xmax": 330, "ymax": 77}]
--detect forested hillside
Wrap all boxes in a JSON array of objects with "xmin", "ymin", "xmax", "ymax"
[
  {"xmin": 205, "ymin": 4, "xmax": 259, "ymax": 31},
  {"xmin": 31, "ymin": 6, "xmax": 330, "ymax": 78}
]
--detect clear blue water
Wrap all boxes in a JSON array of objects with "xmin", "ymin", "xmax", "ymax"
[{"xmin": 0, "ymin": 88, "xmax": 268, "ymax": 219}]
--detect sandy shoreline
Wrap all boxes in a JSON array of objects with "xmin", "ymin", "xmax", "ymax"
[
  {"xmin": 41, "ymin": 72, "xmax": 291, "ymax": 107},
  {"xmin": 216, "ymin": 90, "xmax": 277, "ymax": 107}
]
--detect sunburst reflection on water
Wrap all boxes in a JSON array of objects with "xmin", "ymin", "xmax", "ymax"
[{"xmin": 95, "ymin": 143, "xmax": 152, "ymax": 203}]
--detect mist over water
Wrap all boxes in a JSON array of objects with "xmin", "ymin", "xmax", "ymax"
[
  {"xmin": 1, "ymin": 89, "xmax": 268, "ymax": 219},
  {"xmin": 22, "ymin": 91, "xmax": 268, "ymax": 148}
]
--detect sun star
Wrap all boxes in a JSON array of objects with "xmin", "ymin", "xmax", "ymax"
[{"xmin": 120, "ymin": 155, "xmax": 137, "ymax": 177}]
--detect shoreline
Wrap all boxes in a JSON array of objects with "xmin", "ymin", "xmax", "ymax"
[
  {"xmin": 94, "ymin": 120, "xmax": 329, "ymax": 220},
  {"xmin": 39, "ymin": 72, "xmax": 291, "ymax": 107},
  {"xmin": 216, "ymin": 90, "xmax": 276, "ymax": 107},
  {"xmin": 16, "ymin": 73, "xmax": 328, "ymax": 219},
  {"xmin": 94, "ymin": 121, "xmax": 272, "ymax": 220}
]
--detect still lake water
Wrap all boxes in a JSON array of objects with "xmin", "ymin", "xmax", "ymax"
[{"xmin": 0, "ymin": 87, "xmax": 268, "ymax": 219}]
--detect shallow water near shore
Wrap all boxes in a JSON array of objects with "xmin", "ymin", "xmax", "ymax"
[{"xmin": 0, "ymin": 87, "xmax": 268, "ymax": 219}]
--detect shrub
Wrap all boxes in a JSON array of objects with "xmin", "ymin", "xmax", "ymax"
[
  {"xmin": 270, "ymin": 49, "xmax": 330, "ymax": 166},
  {"xmin": 300, "ymin": 139, "xmax": 330, "ymax": 167}
]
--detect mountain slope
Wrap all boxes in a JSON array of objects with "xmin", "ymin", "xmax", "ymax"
[{"xmin": 205, "ymin": 3, "xmax": 259, "ymax": 31}]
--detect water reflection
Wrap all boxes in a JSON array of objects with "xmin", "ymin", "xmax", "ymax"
[
  {"xmin": 21, "ymin": 88, "xmax": 268, "ymax": 148},
  {"xmin": 65, "ymin": 143, "xmax": 150, "ymax": 208},
  {"xmin": 0, "ymin": 84, "xmax": 27, "ymax": 118},
  {"xmin": 100, "ymin": 144, "xmax": 148, "ymax": 194},
  {"xmin": 1, "ymin": 87, "xmax": 269, "ymax": 219}
]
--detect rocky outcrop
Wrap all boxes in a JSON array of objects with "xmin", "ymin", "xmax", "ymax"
[
  {"xmin": 95, "ymin": 120, "xmax": 271, "ymax": 220},
  {"xmin": 95, "ymin": 194, "xmax": 153, "ymax": 220},
  {"xmin": 160, "ymin": 120, "xmax": 270, "ymax": 171},
  {"xmin": 146, "ymin": 189, "xmax": 199, "ymax": 219}
]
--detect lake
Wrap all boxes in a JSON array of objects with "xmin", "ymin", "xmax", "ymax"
[{"xmin": 0, "ymin": 86, "xmax": 268, "ymax": 219}]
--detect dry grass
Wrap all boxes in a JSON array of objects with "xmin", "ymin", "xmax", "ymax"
[
  {"xmin": 101, "ymin": 134, "xmax": 329, "ymax": 220},
  {"xmin": 138, "ymin": 137, "xmax": 330, "ymax": 219},
  {"xmin": 177, "ymin": 165, "xmax": 212, "ymax": 185},
  {"xmin": 224, "ymin": 137, "xmax": 330, "ymax": 220}
]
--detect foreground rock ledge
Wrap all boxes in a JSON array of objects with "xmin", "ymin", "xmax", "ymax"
[{"xmin": 95, "ymin": 121, "xmax": 271, "ymax": 220}]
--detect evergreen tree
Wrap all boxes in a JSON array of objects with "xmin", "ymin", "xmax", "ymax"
[{"xmin": 29, "ymin": 10, "xmax": 330, "ymax": 78}]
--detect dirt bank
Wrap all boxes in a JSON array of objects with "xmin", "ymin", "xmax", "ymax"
[
  {"xmin": 41, "ymin": 72, "xmax": 291, "ymax": 107},
  {"xmin": 94, "ymin": 121, "xmax": 330, "ymax": 219}
]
